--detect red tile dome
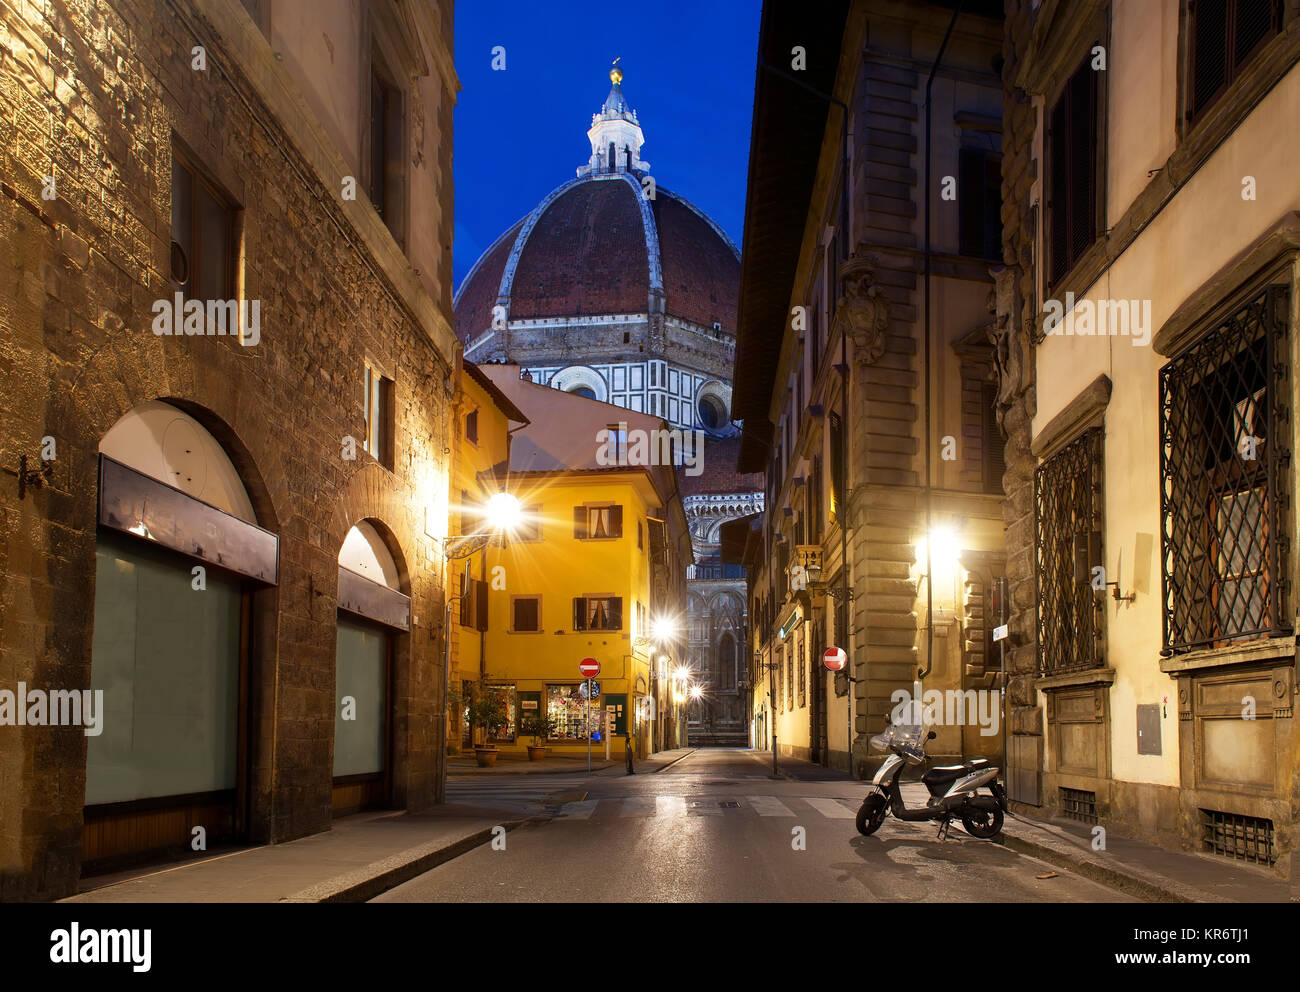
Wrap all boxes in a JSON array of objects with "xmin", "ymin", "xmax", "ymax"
[{"xmin": 454, "ymin": 175, "xmax": 739, "ymax": 343}]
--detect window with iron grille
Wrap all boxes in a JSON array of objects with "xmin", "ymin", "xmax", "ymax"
[
  {"xmin": 1200, "ymin": 808, "xmax": 1276, "ymax": 866},
  {"xmin": 1035, "ymin": 428, "xmax": 1105, "ymax": 675},
  {"xmin": 1060, "ymin": 787, "xmax": 1098, "ymax": 825},
  {"xmin": 1188, "ymin": 0, "xmax": 1284, "ymax": 124},
  {"xmin": 1159, "ymin": 285, "xmax": 1291, "ymax": 653},
  {"xmin": 1047, "ymin": 51, "xmax": 1102, "ymax": 285}
]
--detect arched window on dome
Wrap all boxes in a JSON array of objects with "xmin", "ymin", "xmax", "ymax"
[
  {"xmin": 608, "ymin": 142, "xmax": 616, "ymax": 173},
  {"xmin": 571, "ymin": 386, "xmax": 596, "ymax": 400},
  {"xmin": 698, "ymin": 395, "xmax": 726, "ymax": 430},
  {"xmin": 624, "ymin": 145, "xmax": 632, "ymax": 170}
]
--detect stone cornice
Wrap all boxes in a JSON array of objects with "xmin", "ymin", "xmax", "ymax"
[
  {"xmin": 1031, "ymin": 374, "xmax": 1111, "ymax": 460},
  {"xmin": 1014, "ymin": 0, "xmax": 1108, "ymax": 98},
  {"xmin": 1035, "ymin": 667, "xmax": 1116, "ymax": 691},
  {"xmin": 1159, "ymin": 637, "xmax": 1295, "ymax": 675},
  {"xmin": 1152, "ymin": 212, "xmax": 1300, "ymax": 357}
]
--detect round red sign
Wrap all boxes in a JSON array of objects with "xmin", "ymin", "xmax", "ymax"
[
  {"xmin": 823, "ymin": 647, "xmax": 847, "ymax": 672},
  {"xmin": 579, "ymin": 657, "xmax": 600, "ymax": 678}
]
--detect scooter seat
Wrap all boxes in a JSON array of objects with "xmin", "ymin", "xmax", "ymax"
[{"xmin": 922, "ymin": 757, "xmax": 990, "ymax": 787}]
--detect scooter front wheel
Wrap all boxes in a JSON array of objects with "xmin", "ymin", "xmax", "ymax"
[
  {"xmin": 856, "ymin": 793, "xmax": 888, "ymax": 836},
  {"xmin": 961, "ymin": 803, "xmax": 1004, "ymax": 839}
]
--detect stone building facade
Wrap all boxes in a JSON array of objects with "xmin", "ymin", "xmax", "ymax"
[
  {"xmin": 0, "ymin": 0, "xmax": 459, "ymax": 899},
  {"xmin": 996, "ymin": 0, "xmax": 1300, "ymax": 880},
  {"xmin": 732, "ymin": 0, "xmax": 1007, "ymax": 771},
  {"xmin": 454, "ymin": 64, "xmax": 761, "ymax": 741}
]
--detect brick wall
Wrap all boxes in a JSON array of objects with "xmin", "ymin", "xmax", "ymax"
[{"xmin": 0, "ymin": 0, "xmax": 456, "ymax": 899}]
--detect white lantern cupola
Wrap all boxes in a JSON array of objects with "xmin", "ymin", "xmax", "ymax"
[{"xmin": 578, "ymin": 59, "xmax": 650, "ymax": 178}]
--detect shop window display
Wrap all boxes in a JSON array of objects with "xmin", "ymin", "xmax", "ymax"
[{"xmin": 547, "ymin": 684, "xmax": 601, "ymax": 740}]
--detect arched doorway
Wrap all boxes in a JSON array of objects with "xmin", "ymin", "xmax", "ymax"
[
  {"xmin": 84, "ymin": 400, "xmax": 276, "ymax": 872},
  {"xmin": 333, "ymin": 521, "xmax": 409, "ymax": 815}
]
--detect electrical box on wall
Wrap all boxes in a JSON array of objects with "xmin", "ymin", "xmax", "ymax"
[{"xmin": 1136, "ymin": 703, "xmax": 1161, "ymax": 755}]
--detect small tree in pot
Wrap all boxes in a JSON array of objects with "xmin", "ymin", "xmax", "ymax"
[
  {"xmin": 467, "ymin": 686, "xmax": 509, "ymax": 767},
  {"xmin": 520, "ymin": 713, "xmax": 556, "ymax": 761}
]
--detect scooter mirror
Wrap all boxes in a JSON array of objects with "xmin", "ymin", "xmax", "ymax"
[{"xmin": 926, "ymin": 731, "xmax": 937, "ymax": 741}]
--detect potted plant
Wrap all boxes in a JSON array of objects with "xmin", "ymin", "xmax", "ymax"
[
  {"xmin": 467, "ymin": 687, "xmax": 509, "ymax": 767},
  {"xmin": 521, "ymin": 714, "xmax": 555, "ymax": 761}
]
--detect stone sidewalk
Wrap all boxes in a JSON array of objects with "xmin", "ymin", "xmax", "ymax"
[
  {"xmin": 999, "ymin": 809, "xmax": 1292, "ymax": 903},
  {"xmin": 63, "ymin": 802, "xmax": 533, "ymax": 904}
]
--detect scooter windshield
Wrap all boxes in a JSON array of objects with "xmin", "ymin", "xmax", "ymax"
[{"xmin": 868, "ymin": 721, "xmax": 925, "ymax": 754}]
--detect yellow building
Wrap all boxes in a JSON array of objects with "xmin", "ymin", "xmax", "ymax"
[
  {"xmin": 451, "ymin": 364, "xmax": 692, "ymax": 758},
  {"xmin": 446, "ymin": 362, "xmax": 529, "ymax": 753}
]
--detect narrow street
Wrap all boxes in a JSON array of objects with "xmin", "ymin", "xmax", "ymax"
[{"xmin": 374, "ymin": 748, "xmax": 1133, "ymax": 902}]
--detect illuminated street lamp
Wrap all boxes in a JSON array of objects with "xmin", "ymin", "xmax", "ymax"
[
  {"xmin": 652, "ymin": 616, "xmax": 677, "ymax": 642},
  {"xmin": 485, "ymin": 490, "xmax": 522, "ymax": 533}
]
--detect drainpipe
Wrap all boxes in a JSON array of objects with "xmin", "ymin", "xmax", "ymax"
[{"xmin": 918, "ymin": 1, "xmax": 965, "ymax": 682}]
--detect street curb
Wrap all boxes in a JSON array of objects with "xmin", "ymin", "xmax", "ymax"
[
  {"xmin": 280, "ymin": 816, "xmax": 545, "ymax": 903},
  {"xmin": 999, "ymin": 820, "xmax": 1232, "ymax": 903},
  {"xmin": 446, "ymin": 761, "xmax": 618, "ymax": 778},
  {"xmin": 649, "ymin": 748, "xmax": 696, "ymax": 773}
]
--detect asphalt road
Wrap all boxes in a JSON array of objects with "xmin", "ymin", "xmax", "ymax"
[{"xmin": 373, "ymin": 748, "xmax": 1134, "ymax": 902}]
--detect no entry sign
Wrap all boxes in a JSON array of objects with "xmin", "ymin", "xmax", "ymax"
[
  {"xmin": 579, "ymin": 657, "xmax": 600, "ymax": 678},
  {"xmin": 823, "ymin": 647, "xmax": 847, "ymax": 672}
]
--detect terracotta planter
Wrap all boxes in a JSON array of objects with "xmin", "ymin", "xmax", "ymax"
[
  {"xmin": 474, "ymin": 747, "xmax": 499, "ymax": 767},
  {"xmin": 526, "ymin": 745, "xmax": 547, "ymax": 761}
]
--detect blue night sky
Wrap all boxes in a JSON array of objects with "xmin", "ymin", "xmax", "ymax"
[{"xmin": 452, "ymin": 0, "xmax": 761, "ymax": 293}]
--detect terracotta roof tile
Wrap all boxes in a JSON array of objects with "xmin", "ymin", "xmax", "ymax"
[
  {"xmin": 654, "ymin": 194, "xmax": 740, "ymax": 332},
  {"xmin": 455, "ymin": 220, "xmax": 523, "ymax": 343},
  {"xmin": 510, "ymin": 181, "xmax": 648, "ymax": 318}
]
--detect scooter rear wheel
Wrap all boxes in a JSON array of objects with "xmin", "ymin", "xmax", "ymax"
[
  {"xmin": 856, "ymin": 793, "xmax": 888, "ymax": 836},
  {"xmin": 961, "ymin": 803, "xmax": 1004, "ymax": 839}
]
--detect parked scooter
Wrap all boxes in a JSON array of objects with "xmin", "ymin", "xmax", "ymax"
[{"xmin": 855, "ymin": 722, "xmax": 1007, "ymax": 840}]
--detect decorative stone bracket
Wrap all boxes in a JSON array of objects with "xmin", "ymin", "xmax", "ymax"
[{"xmin": 832, "ymin": 244, "xmax": 890, "ymax": 366}]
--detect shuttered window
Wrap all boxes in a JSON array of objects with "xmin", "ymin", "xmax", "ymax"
[
  {"xmin": 1189, "ymin": 0, "xmax": 1284, "ymax": 122},
  {"xmin": 1047, "ymin": 53, "xmax": 1100, "ymax": 285},
  {"xmin": 828, "ymin": 411, "xmax": 844, "ymax": 524},
  {"xmin": 574, "ymin": 504, "xmax": 623, "ymax": 539},
  {"xmin": 512, "ymin": 596, "xmax": 540, "ymax": 633},
  {"xmin": 958, "ymin": 147, "xmax": 1002, "ymax": 261},
  {"xmin": 573, "ymin": 596, "xmax": 623, "ymax": 631},
  {"xmin": 982, "ymin": 382, "xmax": 1006, "ymax": 495},
  {"xmin": 459, "ymin": 575, "xmax": 488, "ymax": 631}
]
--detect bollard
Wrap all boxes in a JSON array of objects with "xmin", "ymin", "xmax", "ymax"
[{"xmin": 625, "ymin": 733, "xmax": 635, "ymax": 774}]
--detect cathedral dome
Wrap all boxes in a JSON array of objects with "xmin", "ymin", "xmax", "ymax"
[
  {"xmin": 455, "ymin": 61, "xmax": 739, "ymax": 346},
  {"xmin": 455, "ymin": 177, "xmax": 740, "ymax": 343}
]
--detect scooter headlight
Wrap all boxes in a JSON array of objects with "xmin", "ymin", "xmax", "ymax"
[{"xmin": 897, "ymin": 741, "xmax": 926, "ymax": 765}]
